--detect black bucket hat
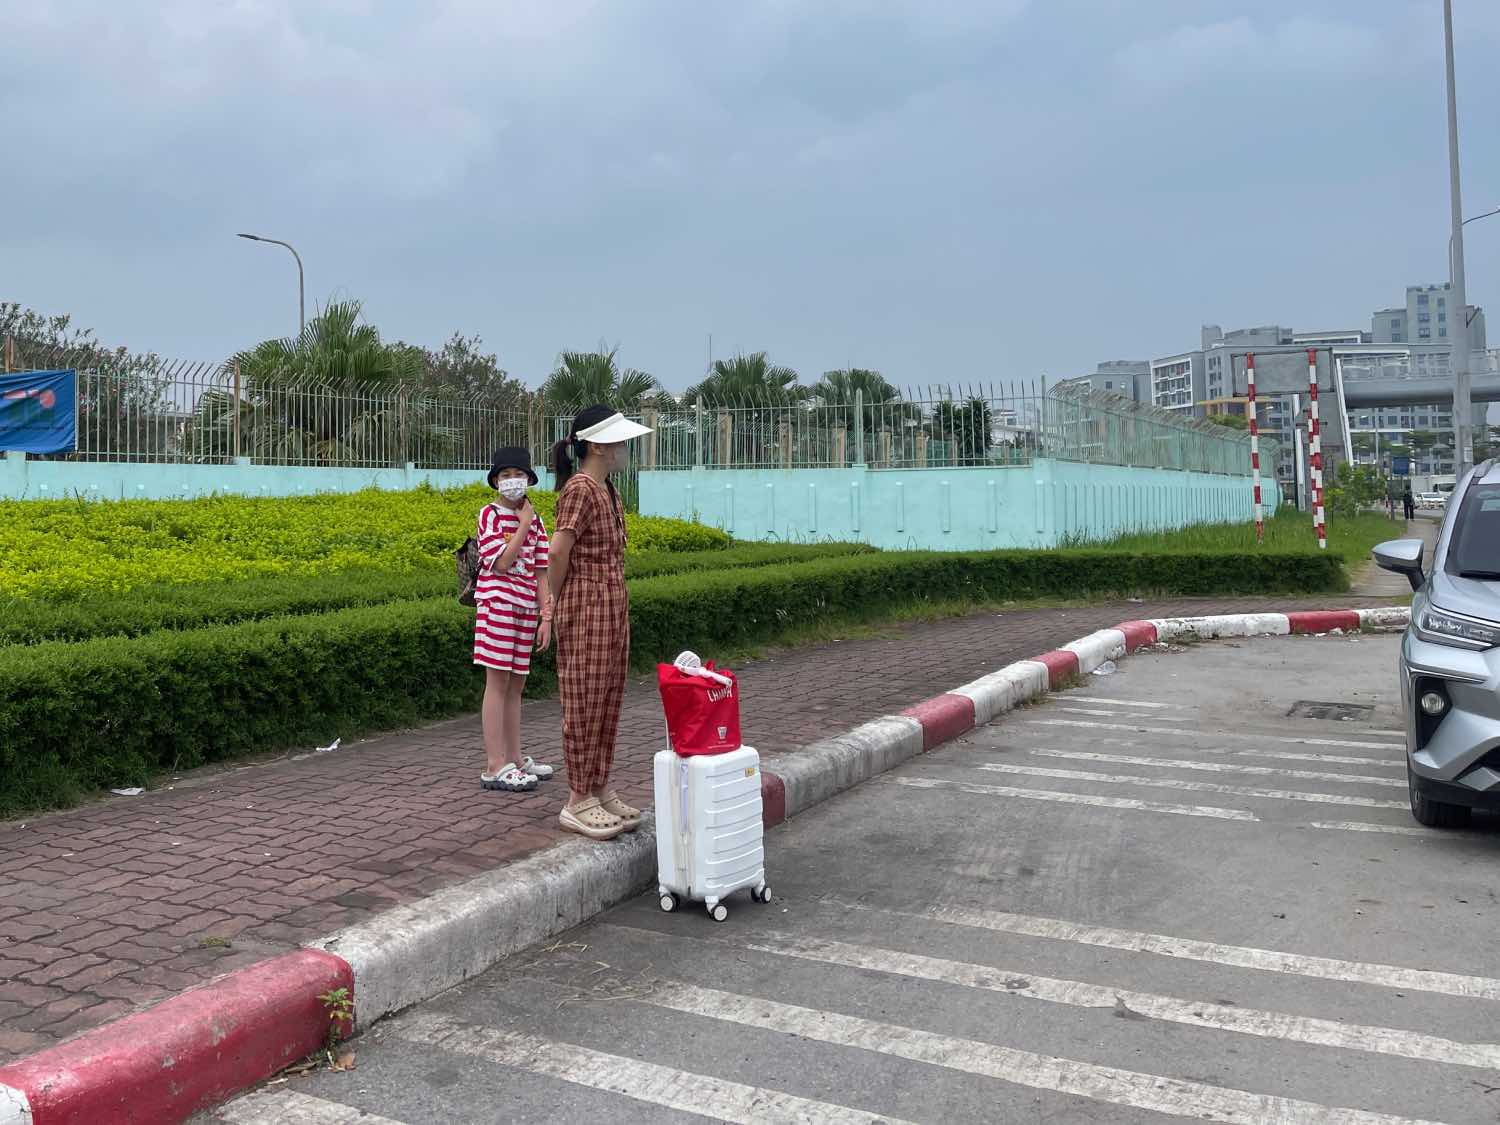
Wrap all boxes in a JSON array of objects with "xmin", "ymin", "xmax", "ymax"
[{"xmin": 487, "ymin": 446, "xmax": 538, "ymax": 489}]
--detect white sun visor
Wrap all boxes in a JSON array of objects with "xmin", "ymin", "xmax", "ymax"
[{"xmin": 576, "ymin": 412, "xmax": 654, "ymax": 443}]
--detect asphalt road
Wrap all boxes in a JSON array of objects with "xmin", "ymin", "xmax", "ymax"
[{"xmin": 209, "ymin": 633, "xmax": 1500, "ymax": 1124}]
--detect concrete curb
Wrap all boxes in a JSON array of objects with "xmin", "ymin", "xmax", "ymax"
[{"xmin": 0, "ymin": 604, "xmax": 1411, "ymax": 1123}]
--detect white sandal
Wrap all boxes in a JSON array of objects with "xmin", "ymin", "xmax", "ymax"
[
  {"xmin": 482, "ymin": 764, "xmax": 537, "ymax": 792},
  {"xmin": 521, "ymin": 756, "xmax": 554, "ymax": 780}
]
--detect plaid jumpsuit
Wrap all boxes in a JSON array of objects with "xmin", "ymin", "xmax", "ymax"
[{"xmin": 553, "ymin": 474, "xmax": 630, "ymax": 794}]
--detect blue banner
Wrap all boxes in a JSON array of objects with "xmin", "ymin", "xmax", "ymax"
[
  {"xmin": 0, "ymin": 369, "xmax": 77, "ymax": 454},
  {"xmin": 1393, "ymin": 455, "xmax": 1410, "ymax": 477}
]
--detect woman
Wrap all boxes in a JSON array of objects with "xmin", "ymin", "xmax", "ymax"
[{"xmin": 547, "ymin": 404, "xmax": 653, "ymax": 840}]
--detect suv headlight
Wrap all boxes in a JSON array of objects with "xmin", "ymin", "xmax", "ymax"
[{"xmin": 1417, "ymin": 606, "xmax": 1500, "ymax": 650}]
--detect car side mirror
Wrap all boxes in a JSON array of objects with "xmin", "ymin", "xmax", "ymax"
[{"xmin": 1373, "ymin": 539, "xmax": 1426, "ymax": 592}]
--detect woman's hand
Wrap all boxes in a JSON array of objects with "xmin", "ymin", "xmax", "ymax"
[{"xmin": 536, "ymin": 615, "xmax": 552, "ymax": 651}]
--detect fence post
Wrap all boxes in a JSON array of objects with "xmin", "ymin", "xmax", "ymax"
[
  {"xmin": 694, "ymin": 402, "xmax": 704, "ymax": 469},
  {"xmin": 853, "ymin": 389, "xmax": 866, "ymax": 466},
  {"xmin": 641, "ymin": 405, "xmax": 659, "ymax": 469},
  {"xmin": 878, "ymin": 427, "xmax": 891, "ymax": 468},
  {"xmin": 832, "ymin": 428, "xmax": 847, "ymax": 467},
  {"xmin": 778, "ymin": 418, "xmax": 791, "ymax": 468},
  {"xmin": 2, "ymin": 335, "xmax": 14, "ymax": 373},
  {"xmin": 232, "ymin": 360, "xmax": 242, "ymax": 462},
  {"xmin": 718, "ymin": 411, "xmax": 732, "ymax": 467},
  {"xmin": 916, "ymin": 431, "xmax": 929, "ymax": 468}
]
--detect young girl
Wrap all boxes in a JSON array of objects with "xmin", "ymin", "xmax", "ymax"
[{"xmin": 474, "ymin": 447, "xmax": 554, "ymax": 792}]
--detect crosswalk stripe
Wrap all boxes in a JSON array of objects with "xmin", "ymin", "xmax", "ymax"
[
  {"xmin": 895, "ymin": 902, "xmax": 1500, "ymax": 1001},
  {"xmin": 393, "ymin": 1012, "xmax": 918, "ymax": 1124},
  {"xmin": 1025, "ymin": 747, "xmax": 1405, "ymax": 788},
  {"xmin": 974, "ymin": 762, "xmax": 1408, "ymax": 809},
  {"xmin": 1027, "ymin": 717, "xmax": 1398, "ymax": 750},
  {"xmin": 890, "ymin": 776, "xmax": 1259, "ymax": 820},
  {"xmin": 1053, "ymin": 706, "xmax": 1192, "ymax": 722},
  {"xmin": 604, "ymin": 924, "xmax": 1500, "ymax": 1070},
  {"xmin": 1063, "ymin": 695, "xmax": 1184, "ymax": 709},
  {"xmin": 216, "ymin": 1090, "xmax": 407, "ymax": 1125},
  {"xmin": 640, "ymin": 980, "xmax": 1447, "ymax": 1125}
]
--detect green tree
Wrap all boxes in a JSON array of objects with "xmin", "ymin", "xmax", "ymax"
[
  {"xmin": 188, "ymin": 300, "xmax": 456, "ymax": 465},
  {"xmin": 810, "ymin": 367, "xmax": 900, "ymax": 406},
  {"xmin": 684, "ymin": 352, "xmax": 802, "ymax": 406},
  {"xmin": 1, "ymin": 301, "xmax": 172, "ymax": 459},
  {"xmin": 541, "ymin": 346, "xmax": 659, "ymax": 413},
  {"xmin": 406, "ymin": 332, "xmax": 530, "ymax": 410},
  {"xmin": 931, "ymin": 398, "xmax": 993, "ymax": 463}
]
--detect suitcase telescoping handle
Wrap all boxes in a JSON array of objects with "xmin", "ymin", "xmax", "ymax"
[{"xmin": 673, "ymin": 650, "xmax": 732, "ymax": 688}]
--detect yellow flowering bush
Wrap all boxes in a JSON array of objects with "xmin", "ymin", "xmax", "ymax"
[{"xmin": 0, "ymin": 484, "xmax": 728, "ymax": 601}]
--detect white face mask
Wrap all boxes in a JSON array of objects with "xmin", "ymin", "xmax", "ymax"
[{"xmin": 497, "ymin": 478, "xmax": 529, "ymax": 501}]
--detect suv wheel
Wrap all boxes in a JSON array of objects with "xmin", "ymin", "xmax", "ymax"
[{"xmin": 1408, "ymin": 764, "xmax": 1471, "ymax": 828}]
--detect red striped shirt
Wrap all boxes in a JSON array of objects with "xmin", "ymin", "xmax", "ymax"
[{"xmin": 475, "ymin": 503, "xmax": 551, "ymax": 609}]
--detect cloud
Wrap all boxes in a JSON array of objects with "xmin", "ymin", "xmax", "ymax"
[{"xmin": 1116, "ymin": 15, "xmax": 1385, "ymax": 89}]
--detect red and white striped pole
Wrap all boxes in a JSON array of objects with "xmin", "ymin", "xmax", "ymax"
[
  {"xmin": 1307, "ymin": 348, "xmax": 1326, "ymax": 550},
  {"xmin": 1247, "ymin": 352, "xmax": 1264, "ymax": 543}
]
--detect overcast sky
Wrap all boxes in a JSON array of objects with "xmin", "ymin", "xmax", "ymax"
[{"xmin": 4, "ymin": 1, "xmax": 1498, "ymax": 392}]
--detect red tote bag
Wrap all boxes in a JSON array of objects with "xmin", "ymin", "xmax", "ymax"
[{"xmin": 656, "ymin": 661, "xmax": 742, "ymax": 756}]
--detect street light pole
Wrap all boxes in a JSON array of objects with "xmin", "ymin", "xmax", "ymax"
[
  {"xmin": 237, "ymin": 233, "xmax": 305, "ymax": 338},
  {"xmin": 1443, "ymin": 0, "xmax": 1474, "ymax": 478},
  {"xmin": 1449, "ymin": 206, "xmax": 1500, "ymax": 325}
]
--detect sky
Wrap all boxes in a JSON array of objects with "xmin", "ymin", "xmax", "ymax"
[{"xmin": 3, "ymin": 1, "xmax": 1499, "ymax": 393}]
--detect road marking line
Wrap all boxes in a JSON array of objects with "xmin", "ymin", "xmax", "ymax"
[
  {"xmin": 889, "ymin": 776, "xmax": 1258, "ymax": 820},
  {"xmin": 1025, "ymin": 748, "xmax": 1405, "ymax": 788},
  {"xmin": 1063, "ymin": 695, "xmax": 1185, "ymax": 709},
  {"xmin": 895, "ymin": 903, "xmax": 1500, "ymax": 1001},
  {"xmin": 1310, "ymin": 821, "xmax": 1472, "ymax": 839},
  {"xmin": 1027, "ymin": 717, "xmax": 1399, "ymax": 750},
  {"xmin": 973, "ymin": 762, "xmax": 1407, "ymax": 809},
  {"xmin": 1053, "ymin": 707, "xmax": 1193, "ymax": 722},
  {"xmin": 216, "ymin": 1090, "xmax": 408, "ymax": 1125},
  {"xmin": 394, "ymin": 1012, "xmax": 916, "ymax": 1125},
  {"xmin": 1016, "ymin": 731, "xmax": 1403, "ymax": 769},
  {"xmin": 606, "ymin": 925, "xmax": 1500, "ymax": 1071},
  {"xmin": 640, "ymin": 980, "xmax": 1447, "ymax": 1125}
]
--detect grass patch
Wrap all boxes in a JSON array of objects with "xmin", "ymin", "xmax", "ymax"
[{"xmin": 1093, "ymin": 510, "xmax": 1398, "ymax": 564}]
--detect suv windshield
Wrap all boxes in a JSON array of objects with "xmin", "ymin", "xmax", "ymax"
[{"xmin": 1448, "ymin": 482, "xmax": 1500, "ymax": 578}]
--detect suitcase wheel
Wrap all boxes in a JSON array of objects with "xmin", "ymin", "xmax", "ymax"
[
  {"xmin": 710, "ymin": 903, "xmax": 729, "ymax": 923},
  {"xmin": 752, "ymin": 885, "xmax": 772, "ymax": 905},
  {"xmin": 660, "ymin": 893, "xmax": 679, "ymax": 913}
]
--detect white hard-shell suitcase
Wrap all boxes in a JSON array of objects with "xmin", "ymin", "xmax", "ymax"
[{"xmin": 653, "ymin": 745, "xmax": 770, "ymax": 922}]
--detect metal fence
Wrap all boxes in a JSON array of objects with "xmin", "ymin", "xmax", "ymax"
[
  {"xmin": 634, "ymin": 389, "xmax": 1272, "ymax": 477},
  {"xmin": 8, "ymin": 350, "xmax": 1272, "ymax": 482}
]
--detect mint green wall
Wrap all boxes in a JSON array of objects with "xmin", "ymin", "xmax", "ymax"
[
  {"xmin": 639, "ymin": 460, "xmax": 1282, "ymax": 549},
  {"xmin": 0, "ymin": 453, "xmax": 481, "ymax": 501}
]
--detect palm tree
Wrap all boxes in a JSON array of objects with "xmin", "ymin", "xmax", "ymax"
[
  {"xmin": 809, "ymin": 367, "xmax": 900, "ymax": 406},
  {"xmin": 684, "ymin": 352, "xmax": 802, "ymax": 406},
  {"xmin": 188, "ymin": 300, "xmax": 457, "ymax": 465},
  {"xmin": 541, "ymin": 347, "xmax": 659, "ymax": 414}
]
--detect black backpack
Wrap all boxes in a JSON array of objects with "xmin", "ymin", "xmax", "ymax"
[{"xmin": 455, "ymin": 504, "xmax": 496, "ymax": 607}]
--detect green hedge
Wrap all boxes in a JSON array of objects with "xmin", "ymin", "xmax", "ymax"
[
  {"xmin": 0, "ymin": 547, "xmax": 1343, "ymax": 816},
  {"xmin": 0, "ymin": 543, "xmax": 878, "ymax": 648}
]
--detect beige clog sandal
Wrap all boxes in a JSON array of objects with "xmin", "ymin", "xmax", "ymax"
[
  {"xmin": 598, "ymin": 791, "xmax": 641, "ymax": 830},
  {"xmin": 559, "ymin": 797, "xmax": 625, "ymax": 840}
]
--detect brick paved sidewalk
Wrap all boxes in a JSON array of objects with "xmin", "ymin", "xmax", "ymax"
[{"xmin": 0, "ymin": 595, "xmax": 1378, "ymax": 1062}]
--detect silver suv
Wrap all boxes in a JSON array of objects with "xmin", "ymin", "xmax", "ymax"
[{"xmin": 1374, "ymin": 460, "xmax": 1500, "ymax": 827}]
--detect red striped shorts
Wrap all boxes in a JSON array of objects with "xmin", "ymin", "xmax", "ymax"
[{"xmin": 473, "ymin": 600, "xmax": 539, "ymax": 675}]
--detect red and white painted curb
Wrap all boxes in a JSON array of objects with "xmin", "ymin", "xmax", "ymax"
[{"xmin": 0, "ymin": 605, "xmax": 1409, "ymax": 1124}]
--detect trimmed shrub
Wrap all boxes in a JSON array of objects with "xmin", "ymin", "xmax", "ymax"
[{"xmin": 0, "ymin": 546, "xmax": 1343, "ymax": 816}]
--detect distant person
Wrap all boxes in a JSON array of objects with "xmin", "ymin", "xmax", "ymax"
[
  {"xmin": 1403, "ymin": 484, "xmax": 1416, "ymax": 521},
  {"xmin": 548, "ymin": 404, "xmax": 654, "ymax": 840},
  {"xmin": 473, "ymin": 447, "xmax": 555, "ymax": 793}
]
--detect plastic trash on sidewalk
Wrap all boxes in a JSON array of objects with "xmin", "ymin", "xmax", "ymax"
[
  {"xmin": 654, "ymin": 650, "xmax": 769, "ymax": 923},
  {"xmin": 1091, "ymin": 660, "xmax": 1117, "ymax": 676}
]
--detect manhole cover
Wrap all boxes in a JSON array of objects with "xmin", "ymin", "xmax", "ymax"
[{"xmin": 1288, "ymin": 700, "xmax": 1375, "ymax": 722}]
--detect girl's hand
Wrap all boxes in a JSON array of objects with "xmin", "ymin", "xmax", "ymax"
[
  {"xmin": 518, "ymin": 498, "xmax": 535, "ymax": 526},
  {"xmin": 536, "ymin": 616, "xmax": 552, "ymax": 651}
]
